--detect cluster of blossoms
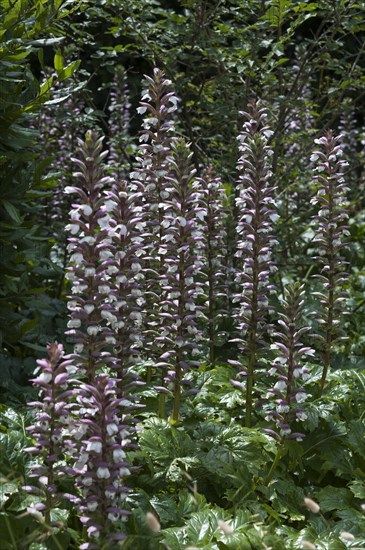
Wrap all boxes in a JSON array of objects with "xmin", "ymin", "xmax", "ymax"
[
  {"xmin": 25, "ymin": 342, "xmax": 75, "ymax": 523},
  {"xmin": 155, "ymin": 138, "xmax": 207, "ymax": 421},
  {"xmin": 64, "ymin": 131, "xmax": 141, "ymax": 542},
  {"xmin": 310, "ymin": 130, "xmax": 349, "ymax": 394},
  {"xmin": 230, "ymin": 100, "xmax": 277, "ymax": 427},
  {"xmin": 98, "ymin": 180, "xmax": 146, "ymax": 377},
  {"xmin": 70, "ymin": 375, "xmax": 132, "ymax": 549},
  {"xmin": 198, "ymin": 167, "xmax": 229, "ymax": 365},
  {"xmin": 65, "ymin": 131, "xmax": 120, "ymax": 381},
  {"xmin": 130, "ymin": 68, "xmax": 179, "ymax": 375},
  {"xmin": 264, "ymin": 282, "xmax": 314, "ymax": 441}
]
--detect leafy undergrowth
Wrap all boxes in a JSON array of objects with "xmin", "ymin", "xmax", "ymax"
[{"xmin": 1, "ymin": 365, "xmax": 365, "ymax": 549}]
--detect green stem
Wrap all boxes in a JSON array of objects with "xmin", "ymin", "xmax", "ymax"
[
  {"xmin": 265, "ymin": 444, "xmax": 286, "ymax": 485},
  {"xmin": 158, "ymin": 393, "xmax": 166, "ymax": 419}
]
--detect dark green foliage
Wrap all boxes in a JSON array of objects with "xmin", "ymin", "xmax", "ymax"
[
  {"xmin": 0, "ymin": 0, "xmax": 81, "ymax": 387},
  {"xmin": 2, "ymin": 0, "xmax": 365, "ymax": 548}
]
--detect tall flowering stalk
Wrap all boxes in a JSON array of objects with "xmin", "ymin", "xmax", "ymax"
[
  {"xmin": 231, "ymin": 100, "xmax": 277, "ymax": 428},
  {"xmin": 311, "ymin": 130, "xmax": 349, "ymax": 395},
  {"xmin": 65, "ymin": 131, "xmax": 116, "ymax": 382},
  {"xmin": 107, "ymin": 66, "xmax": 132, "ymax": 179},
  {"xmin": 64, "ymin": 133, "xmax": 140, "ymax": 545},
  {"xmin": 25, "ymin": 342, "xmax": 75, "ymax": 524},
  {"xmin": 36, "ymin": 75, "xmax": 87, "ymax": 289},
  {"xmin": 156, "ymin": 138, "xmax": 206, "ymax": 422},
  {"xmin": 265, "ymin": 282, "xmax": 313, "ymax": 442},
  {"xmin": 198, "ymin": 167, "xmax": 229, "ymax": 364},
  {"xmin": 70, "ymin": 374, "xmax": 132, "ymax": 549},
  {"xmin": 98, "ymin": 180, "xmax": 146, "ymax": 395},
  {"xmin": 129, "ymin": 68, "xmax": 178, "ymax": 387}
]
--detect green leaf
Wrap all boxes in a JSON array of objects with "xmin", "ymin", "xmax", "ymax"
[
  {"xmin": 2, "ymin": 200, "xmax": 22, "ymax": 224},
  {"xmin": 58, "ymin": 59, "xmax": 80, "ymax": 81},
  {"xmin": 317, "ymin": 486, "xmax": 353, "ymax": 513},
  {"xmin": 54, "ymin": 49, "xmax": 64, "ymax": 73}
]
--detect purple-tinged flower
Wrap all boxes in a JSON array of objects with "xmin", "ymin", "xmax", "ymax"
[
  {"xmin": 264, "ymin": 282, "xmax": 313, "ymax": 441},
  {"xmin": 98, "ymin": 180, "xmax": 146, "ymax": 381},
  {"xmin": 25, "ymin": 342, "xmax": 75, "ymax": 523},
  {"xmin": 311, "ymin": 130, "xmax": 349, "ymax": 394},
  {"xmin": 65, "ymin": 131, "xmax": 117, "ymax": 382},
  {"xmin": 154, "ymin": 138, "xmax": 206, "ymax": 421},
  {"xmin": 230, "ymin": 100, "xmax": 277, "ymax": 427},
  {"xmin": 129, "ymin": 68, "xmax": 179, "ymax": 390},
  {"xmin": 68, "ymin": 374, "xmax": 132, "ymax": 546}
]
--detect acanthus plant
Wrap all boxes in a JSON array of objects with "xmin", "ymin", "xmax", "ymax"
[
  {"xmin": 64, "ymin": 131, "xmax": 140, "ymax": 544},
  {"xmin": 264, "ymin": 282, "xmax": 314, "ymax": 452},
  {"xmin": 129, "ymin": 67, "xmax": 178, "ymax": 391},
  {"xmin": 98, "ymin": 179, "xmax": 146, "ymax": 393},
  {"xmin": 36, "ymin": 75, "xmax": 87, "ymax": 283},
  {"xmin": 310, "ymin": 130, "xmax": 349, "ymax": 395},
  {"xmin": 65, "ymin": 131, "xmax": 117, "ymax": 382},
  {"xmin": 69, "ymin": 374, "xmax": 133, "ymax": 549},
  {"xmin": 25, "ymin": 342, "xmax": 75, "ymax": 525},
  {"xmin": 156, "ymin": 138, "xmax": 206, "ymax": 422},
  {"xmin": 231, "ymin": 100, "xmax": 277, "ymax": 428},
  {"xmin": 198, "ymin": 167, "xmax": 229, "ymax": 365},
  {"xmin": 107, "ymin": 65, "xmax": 133, "ymax": 179},
  {"xmin": 338, "ymin": 99, "xmax": 359, "ymax": 192}
]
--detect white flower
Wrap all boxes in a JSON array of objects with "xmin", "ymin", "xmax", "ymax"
[
  {"xmin": 87, "ymin": 500, "xmax": 98, "ymax": 512},
  {"xmin": 295, "ymin": 391, "xmax": 307, "ymax": 403},
  {"xmin": 107, "ymin": 423, "xmax": 118, "ymax": 436},
  {"xmin": 99, "ymin": 249, "xmax": 113, "ymax": 260},
  {"xmin": 84, "ymin": 304, "xmax": 95, "ymax": 314},
  {"xmin": 81, "ymin": 236, "xmax": 95, "ymax": 245},
  {"xmin": 65, "ymin": 223, "xmax": 80, "ymax": 235},
  {"xmin": 113, "ymin": 448, "xmax": 126, "ymax": 462},
  {"xmin": 80, "ymin": 204, "xmax": 93, "ymax": 216},
  {"xmin": 84, "ymin": 267, "xmax": 95, "ymax": 277},
  {"xmin": 87, "ymin": 325, "xmax": 101, "ymax": 336},
  {"xmin": 274, "ymin": 380, "xmax": 286, "ymax": 392},
  {"xmin": 96, "ymin": 466, "xmax": 110, "ymax": 479},
  {"xmin": 74, "ymin": 343, "xmax": 84, "ymax": 354},
  {"xmin": 98, "ymin": 285, "xmax": 110, "ymax": 294},
  {"xmin": 107, "ymin": 264, "xmax": 119, "ymax": 275},
  {"xmin": 82, "ymin": 477, "xmax": 93, "ymax": 487},
  {"xmin": 86, "ymin": 440, "xmax": 102, "ymax": 453},
  {"xmin": 36, "ymin": 372, "xmax": 52, "ymax": 384},
  {"xmin": 27, "ymin": 505, "xmax": 45, "ymax": 522},
  {"xmin": 64, "ymin": 186, "xmax": 78, "ymax": 194},
  {"xmin": 280, "ymin": 426, "xmax": 291, "ymax": 436},
  {"xmin": 70, "ymin": 253, "xmax": 84, "ymax": 264}
]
